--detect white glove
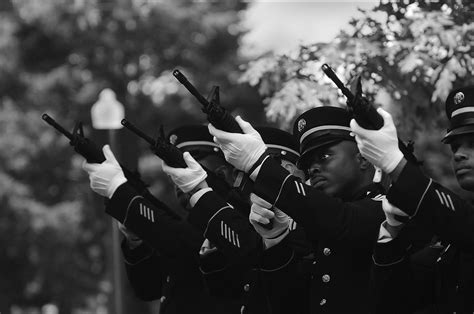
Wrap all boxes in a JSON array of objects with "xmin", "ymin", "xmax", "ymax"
[
  {"xmin": 208, "ymin": 116, "xmax": 267, "ymax": 173},
  {"xmin": 162, "ymin": 152, "xmax": 207, "ymax": 193},
  {"xmin": 249, "ymin": 194, "xmax": 289, "ymax": 248},
  {"xmin": 350, "ymin": 108, "xmax": 404, "ymax": 174},
  {"xmin": 82, "ymin": 145, "xmax": 127, "ymax": 198},
  {"xmin": 382, "ymin": 196, "xmax": 409, "ymax": 227}
]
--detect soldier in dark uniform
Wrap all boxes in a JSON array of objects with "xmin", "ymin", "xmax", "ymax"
[
  {"xmin": 163, "ymin": 126, "xmax": 307, "ymax": 314},
  {"xmin": 82, "ymin": 125, "xmax": 242, "ymax": 313},
  {"xmin": 350, "ymin": 86, "xmax": 474, "ymax": 313},
  {"xmin": 208, "ymin": 108, "xmax": 386, "ymax": 313}
]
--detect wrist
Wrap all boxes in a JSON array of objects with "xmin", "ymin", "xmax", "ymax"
[
  {"xmin": 248, "ymin": 151, "xmax": 269, "ymax": 178},
  {"xmin": 108, "ymin": 175, "xmax": 127, "ymax": 199},
  {"xmin": 384, "ymin": 221, "xmax": 404, "ymax": 238},
  {"xmin": 384, "ymin": 149, "xmax": 404, "ymax": 173},
  {"xmin": 180, "ymin": 171, "xmax": 208, "ymax": 193},
  {"xmin": 189, "ymin": 187, "xmax": 213, "ymax": 208},
  {"xmin": 263, "ymin": 227, "xmax": 289, "ymax": 249},
  {"xmin": 190, "ymin": 180, "xmax": 208, "ymax": 194},
  {"xmin": 389, "ymin": 157, "xmax": 407, "ymax": 183},
  {"xmin": 246, "ymin": 147, "xmax": 268, "ymax": 173}
]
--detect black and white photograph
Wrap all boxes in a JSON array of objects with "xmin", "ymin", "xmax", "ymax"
[{"xmin": 0, "ymin": 0, "xmax": 472, "ymax": 313}]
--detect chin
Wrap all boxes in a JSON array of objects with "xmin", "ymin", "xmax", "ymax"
[
  {"xmin": 457, "ymin": 178, "xmax": 474, "ymax": 191},
  {"xmin": 320, "ymin": 186, "xmax": 337, "ymax": 197}
]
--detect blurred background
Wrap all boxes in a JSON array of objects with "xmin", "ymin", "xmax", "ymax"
[{"xmin": 0, "ymin": 0, "xmax": 472, "ymax": 313}]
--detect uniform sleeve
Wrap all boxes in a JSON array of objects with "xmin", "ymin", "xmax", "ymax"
[
  {"xmin": 253, "ymin": 157, "xmax": 385, "ymax": 247},
  {"xmin": 106, "ymin": 182, "xmax": 203, "ymax": 258},
  {"xmin": 187, "ymin": 190, "xmax": 264, "ymax": 262},
  {"xmin": 387, "ymin": 162, "xmax": 474, "ymax": 251},
  {"xmin": 121, "ymin": 239, "xmax": 164, "ymax": 301},
  {"xmin": 372, "ymin": 222, "xmax": 439, "ymax": 314}
]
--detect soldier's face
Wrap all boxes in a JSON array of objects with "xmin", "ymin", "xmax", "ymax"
[
  {"xmin": 305, "ymin": 141, "xmax": 364, "ymax": 199},
  {"xmin": 198, "ymin": 154, "xmax": 234, "ymax": 186},
  {"xmin": 449, "ymin": 134, "xmax": 474, "ymax": 191}
]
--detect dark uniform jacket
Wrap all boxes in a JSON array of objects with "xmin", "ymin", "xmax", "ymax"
[
  {"xmin": 385, "ymin": 162, "xmax": 474, "ymax": 250},
  {"xmin": 106, "ymin": 182, "xmax": 242, "ymax": 313},
  {"xmin": 186, "ymin": 188, "xmax": 273, "ymax": 314},
  {"xmin": 372, "ymin": 162, "xmax": 474, "ymax": 314},
  {"xmin": 250, "ymin": 157, "xmax": 386, "ymax": 314}
]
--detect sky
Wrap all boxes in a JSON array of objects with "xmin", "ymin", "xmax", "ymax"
[{"xmin": 239, "ymin": 0, "xmax": 379, "ymax": 56}]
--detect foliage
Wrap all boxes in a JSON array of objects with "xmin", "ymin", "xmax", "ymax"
[
  {"xmin": 239, "ymin": 0, "xmax": 474, "ymax": 193},
  {"xmin": 0, "ymin": 0, "xmax": 262, "ymax": 311}
]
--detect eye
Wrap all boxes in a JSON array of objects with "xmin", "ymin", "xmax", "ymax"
[
  {"xmin": 450, "ymin": 143, "xmax": 459, "ymax": 153},
  {"xmin": 320, "ymin": 153, "xmax": 331, "ymax": 161}
]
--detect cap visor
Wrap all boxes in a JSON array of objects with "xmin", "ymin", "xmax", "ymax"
[
  {"xmin": 442, "ymin": 125, "xmax": 474, "ymax": 143},
  {"xmin": 297, "ymin": 138, "xmax": 342, "ymax": 169}
]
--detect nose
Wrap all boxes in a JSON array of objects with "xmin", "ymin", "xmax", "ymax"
[
  {"xmin": 453, "ymin": 145, "xmax": 468, "ymax": 162},
  {"xmin": 307, "ymin": 164, "xmax": 321, "ymax": 177}
]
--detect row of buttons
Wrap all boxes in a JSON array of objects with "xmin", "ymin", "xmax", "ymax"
[
  {"xmin": 320, "ymin": 248, "xmax": 331, "ymax": 307},
  {"xmin": 160, "ymin": 276, "xmax": 172, "ymax": 303}
]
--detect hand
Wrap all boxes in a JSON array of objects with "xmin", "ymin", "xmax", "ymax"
[
  {"xmin": 350, "ymin": 108, "xmax": 404, "ymax": 174},
  {"xmin": 82, "ymin": 145, "xmax": 127, "ymax": 198},
  {"xmin": 208, "ymin": 116, "xmax": 267, "ymax": 173},
  {"xmin": 162, "ymin": 152, "xmax": 208, "ymax": 193},
  {"xmin": 249, "ymin": 194, "xmax": 289, "ymax": 248},
  {"xmin": 381, "ymin": 196, "xmax": 408, "ymax": 227}
]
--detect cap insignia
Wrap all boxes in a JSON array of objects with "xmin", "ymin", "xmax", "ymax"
[
  {"xmin": 169, "ymin": 134, "xmax": 178, "ymax": 145},
  {"xmin": 454, "ymin": 92, "xmax": 464, "ymax": 105},
  {"xmin": 297, "ymin": 119, "xmax": 306, "ymax": 132}
]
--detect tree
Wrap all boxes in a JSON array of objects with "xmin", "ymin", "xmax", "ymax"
[{"xmin": 239, "ymin": 0, "xmax": 473, "ymax": 195}]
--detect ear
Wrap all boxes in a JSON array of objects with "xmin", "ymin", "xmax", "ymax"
[
  {"xmin": 282, "ymin": 162, "xmax": 297, "ymax": 174},
  {"xmin": 356, "ymin": 153, "xmax": 371, "ymax": 170},
  {"xmin": 281, "ymin": 161, "xmax": 307, "ymax": 180}
]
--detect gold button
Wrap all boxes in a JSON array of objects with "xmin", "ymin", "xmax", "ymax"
[
  {"xmin": 323, "ymin": 248, "xmax": 331, "ymax": 256},
  {"xmin": 322, "ymin": 274, "xmax": 330, "ymax": 283},
  {"xmin": 160, "ymin": 296, "xmax": 166, "ymax": 303},
  {"xmin": 312, "ymin": 261, "xmax": 317, "ymax": 265},
  {"xmin": 240, "ymin": 305, "xmax": 246, "ymax": 313},
  {"xmin": 243, "ymin": 284, "xmax": 250, "ymax": 292},
  {"xmin": 320, "ymin": 299, "xmax": 326, "ymax": 306},
  {"xmin": 166, "ymin": 276, "xmax": 170, "ymax": 283}
]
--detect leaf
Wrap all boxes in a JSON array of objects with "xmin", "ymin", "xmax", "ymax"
[{"xmin": 399, "ymin": 52, "xmax": 422, "ymax": 74}]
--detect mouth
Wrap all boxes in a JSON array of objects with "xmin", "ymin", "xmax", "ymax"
[
  {"xmin": 455, "ymin": 167, "xmax": 472, "ymax": 176},
  {"xmin": 310, "ymin": 176, "xmax": 327, "ymax": 189}
]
